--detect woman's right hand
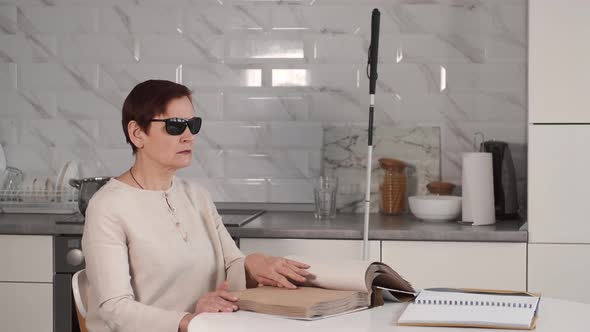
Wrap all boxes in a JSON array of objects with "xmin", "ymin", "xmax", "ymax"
[
  {"xmin": 179, "ymin": 281, "xmax": 238, "ymax": 332},
  {"xmin": 195, "ymin": 280, "xmax": 238, "ymax": 314}
]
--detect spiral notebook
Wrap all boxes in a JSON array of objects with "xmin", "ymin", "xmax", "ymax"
[{"xmin": 398, "ymin": 289, "xmax": 541, "ymax": 330}]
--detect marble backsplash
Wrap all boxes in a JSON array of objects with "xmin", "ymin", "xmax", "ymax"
[
  {"xmin": 324, "ymin": 126, "xmax": 440, "ymax": 213},
  {"xmin": 0, "ymin": 0, "xmax": 527, "ymax": 205}
]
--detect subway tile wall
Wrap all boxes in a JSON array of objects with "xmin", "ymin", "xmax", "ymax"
[{"xmin": 0, "ymin": 0, "xmax": 527, "ymax": 205}]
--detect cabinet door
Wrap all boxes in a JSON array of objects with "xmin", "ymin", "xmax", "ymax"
[
  {"xmin": 529, "ymin": 0, "xmax": 590, "ymax": 123},
  {"xmin": 240, "ymin": 238, "xmax": 381, "ymax": 261},
  {"xmin": 529, "ymin": 243, "xmax": 590, "ymax": 304},
  {"xmin": 528, "ymin": 125, "xmax": 590, "ymax": 243},
  {"xmin": 0, "ymin": 282, "xmax": 53, "ymax": 332},
  {"xmin": 382, "ymin": 241, "xmax": 526, "ymax": 290},
  {"xmin": 0, "ymin": 235, "xmax": 53, "ymax": 282}
]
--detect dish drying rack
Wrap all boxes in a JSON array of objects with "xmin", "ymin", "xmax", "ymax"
[{"xmin": 0, "ymin": 189, "xmax": 79, "ymax": 214}]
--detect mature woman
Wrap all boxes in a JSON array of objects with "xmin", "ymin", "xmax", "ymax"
[{"xmin": 82, "ymin": 80, "xmax": 310, "ymax": 332}]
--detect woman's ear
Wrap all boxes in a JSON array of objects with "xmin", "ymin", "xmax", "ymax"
[{"xmin": 128, "ymin": 120, "xmax": 145, "ymax": 149}]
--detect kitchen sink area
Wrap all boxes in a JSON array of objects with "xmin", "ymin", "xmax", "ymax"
[{"xmin": 218, "ymin": 209, "xmax": 266, "ymax": 227}]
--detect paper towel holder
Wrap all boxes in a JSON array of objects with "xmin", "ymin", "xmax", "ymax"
[{"xmin": 473, "ymin": 132, "xmax": 485, "ymax": 151}]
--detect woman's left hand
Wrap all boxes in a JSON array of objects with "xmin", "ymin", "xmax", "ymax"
[{"xmin": 244, "ymin": 253, "xmax": 310, "ymax": 289}]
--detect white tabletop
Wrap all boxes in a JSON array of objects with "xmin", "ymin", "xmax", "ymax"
[{"xmin": 188, "ymin": 297, "xmax": 589, "ymax": 332}]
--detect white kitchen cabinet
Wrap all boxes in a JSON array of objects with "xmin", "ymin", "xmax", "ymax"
[
  {"xmin": 528, "ymin": 126, "xmax": 590, "ymax": 243},
  {"xmin": 0, "ymin": 282, "xmax": 53, "ymax": 332},
  {"xmin": 0, "ymin": 235, "xmax": 53, "ymax": 282},
  {"xmin": 240, "ymin": 238, "xmax": 381, "ymax": 262},
  {"xmin": 382, "ymin": 241, "xmax": 526, "ymax": 290},
  {"xmin": 529, "ymin": 0, "xmax": 590, "ymax": 123},
  {"xmin": 529, "ymin": 243, "xmax": 590, "ymax": 304}
]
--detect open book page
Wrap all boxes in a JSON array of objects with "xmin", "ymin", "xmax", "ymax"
[
  {"xmin": 286, "ymin": 255, "xmax": 373, "ymax": 292},
  {"xmin": 398, "ymin": 290, "xmax": 540, "ymax": 329},
  {"xmin": 368, "ymin": 264, "xmax": 415, "ymax": 293}
]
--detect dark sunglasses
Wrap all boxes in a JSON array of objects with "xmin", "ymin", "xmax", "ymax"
[{"xmin": 150, "ymin": 117, "xmax": 202, "ymax": 136}]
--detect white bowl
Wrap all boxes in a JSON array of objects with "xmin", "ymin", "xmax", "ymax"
[{"xmin": 409, "ymin": 195, "xmax": 462, "ymax": 222}]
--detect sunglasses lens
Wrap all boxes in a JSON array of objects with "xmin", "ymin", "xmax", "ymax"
[
  {"xmin": 165, "ymin": 121, "xmax": 187, "ymax": 136},
  {"xmin": 187, "ymin": 117, "xmax": 202, "ymax": 135}
]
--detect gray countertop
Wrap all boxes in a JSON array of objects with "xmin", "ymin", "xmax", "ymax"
[
  {"xmin": 232, "ymin": 212, "xmax": 527, "ymax": 242},
  {"xmin": 0, "ymin": 211, "xmax": 527, "ymax": 242},
  {"xmin": 0, "ymin": 213, "xmax": 83, "ymax": 235}
]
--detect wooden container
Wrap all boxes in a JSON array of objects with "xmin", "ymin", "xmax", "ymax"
[
  {"xmin": 379, "ymin": 158, "xmax": 407, "ymax": 215},
  {"xmin": 426, "ymin": 181, "xmax": 455, "ymax": 195}
]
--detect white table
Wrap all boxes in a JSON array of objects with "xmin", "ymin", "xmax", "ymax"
[{"xmin": 188, "ymin": 298, "xmax": 589, "ymax": 331}]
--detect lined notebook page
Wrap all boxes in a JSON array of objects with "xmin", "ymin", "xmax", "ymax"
[{"xmin": 398, "ymin": 290, "xmax": 540, "ymax": 329}]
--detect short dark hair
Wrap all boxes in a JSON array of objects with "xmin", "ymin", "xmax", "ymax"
[{"xmin": 122, "ymin": 80, "xmax": 192, "ymax": 153}]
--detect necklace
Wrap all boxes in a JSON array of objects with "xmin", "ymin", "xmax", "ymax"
[{"xmin": 129, "ymin": 167, "xmax": 144, "ymax": 189}]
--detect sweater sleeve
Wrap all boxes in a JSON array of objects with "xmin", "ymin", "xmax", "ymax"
[
  {"xmin": 199, "ymin": 188, "xmax": 247, "ymax": 291},
  {"xmin": 82, "ymin": 196, "xmax": 189, "ymax": 332}
]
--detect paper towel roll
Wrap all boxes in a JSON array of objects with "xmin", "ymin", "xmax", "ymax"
[{"xmin": 462, "ymin": 152, "xmax": 495, "ymax": 226}]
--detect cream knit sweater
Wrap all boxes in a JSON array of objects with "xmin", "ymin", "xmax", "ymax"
[{"xmin": 82, "ymin": 177, "xmax": 246, "ymax": 332}]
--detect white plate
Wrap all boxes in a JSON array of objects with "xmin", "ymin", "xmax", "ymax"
[
  {"xmin": 55, "ymin": 161, "xmax": 69, "ymax": 193},
  {"xmin": 21, "ymin": 176, "xmax": 37, "ymax": 202},
  {"xmin": 61, "ymin": 161, "xmax": 79, "ymax": 201},
  {"xmin": 0, "ymin": 143, "xmax": 6, "ymax": 173}
]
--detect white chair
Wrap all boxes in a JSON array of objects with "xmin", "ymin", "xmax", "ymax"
[{"xmin": 72, "ymin": 269, "xmax": 89, "ymax": 332}]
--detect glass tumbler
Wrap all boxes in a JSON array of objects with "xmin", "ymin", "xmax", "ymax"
[{"xmin": 314, "ymin": 176, "xmax": 338, "ymax": 219}]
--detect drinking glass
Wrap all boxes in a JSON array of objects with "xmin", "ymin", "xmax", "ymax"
[{"xmin": 314, "ymin": 176, "xmax": 338, "ymax": 219}]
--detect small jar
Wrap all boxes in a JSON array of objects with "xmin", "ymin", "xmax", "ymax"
[{"xmin": 379, "ymin": 158, "xmax": 407, "ymax": 215}]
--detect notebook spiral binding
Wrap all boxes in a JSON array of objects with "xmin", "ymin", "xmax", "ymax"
[{"xmin": 415, "ymin": 299, "xmax": 533, "ymax": 309}]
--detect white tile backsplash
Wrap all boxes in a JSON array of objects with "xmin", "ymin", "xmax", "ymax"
[
  {"xmin": 20, "ymin": 119, "xmax": 98, "ymax": 148},
  {"xmin": 55, "ymin": 91, "xmax": 122, "ymax": 120},
  {"xmin": 93, "ymin": 147, "xmax": 134, "ymax": 176},
  {"xmin": 58, "ymin": 34, "xmax": 136, "ymax": 63},
  {"xmin": 0, "ymin": 119, "xmax": 19, "ymax": 145},
  {"xmin": 0, "ymin": 5, "xmax": 18, "ymax": 34},
  {"xmin": 227, "ymin": 37, "xmax": 304, "ymax": 60},
  {"xmin": 0, "ymin": 91, "xmax": 56, "ymax": 118},
  {"xmin": 202, "ymin": 122, "xmax": 270, "ymax": 149},
  {"xmin": 269, "ymin": 122, "xmax": 322, "ymax": 148},
  {"xmin": 18, "ymin": 5, "xmax": 98, "ymax": 34},
  {"xmin": 98, "ymin": 5, "xmax": 180, "ymax": 33},
  {"xmin": 138, "ymin": 33, "xmax": 224, "ymax": 63},
  {"xmin": 0, "ymin": 35, "xmax": 56, "ymax": 63},
  {"xmin": 443, "ymin": 63, "xmax": 526, "ymax": 94},
  {"xmin": 19, "ymin": 63, "xmax": 98, "ymax": 91},
  {"xmin": 184, "ymin": 65, "xmax": 262, "ymax": 88},
  {"xmin": 99, "ymin": 64, "xmax": 178, "ymax": 91},
  {"xmin": 271, "ymin": 65, "xmax": 358, "ymax": 88},
  {"xmin": 225, "ymin": 150, "xmax": 310, "ymax": 178},
  {"xmin": 268, "ymin": 178, "xmax": 314, "ymax": 203},
  {"xmin": 224, "ymin": 94, "xmax": 309, "ymax": 121},
  {"xmin": 176, "ymin": 149, "xmax": 224, "ymax": 178},
  {"xmin": 0, "ymin": 63, "xmax": 17, "ymax": 90},
  {"xmin": 0, "ymin": 1, "xmax": 527, "ymax": 203},
  {"xmin": 2, "ymin": 144, "xmax": 53, "ymax": 176},
  {"xmin": 223, "ymin": 178, "xmax": 267, "ymax": 202},
  {"xmin": 181, "ymin": 5, "xmax": 269, "ymax": 34},
  {"xmin": 192, "ymin": 92, "xmax": 222, "ymax": 120},
  {"xmin": 96, "ymin": 120, "xmax": 127, "ymax": 147}
]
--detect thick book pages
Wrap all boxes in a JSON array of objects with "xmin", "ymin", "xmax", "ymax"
[
  {"xmin": 398, "ymin": 289, "xmax": 541, "ymax": 330},
  {"xmin": 233, "ymin": 256, "xmax": 415, "ymax": 320},
  {"xmin": 235, "ymin": 286, "xmax": 368, "ymax": 319}
]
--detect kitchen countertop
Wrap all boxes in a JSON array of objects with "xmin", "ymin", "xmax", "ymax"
[
  {"xmin": 0, "ymin": 211, "xmax": 527, "ymax": 242},
  {"xmin": 232, "ymin": 212, "xmax": 527, "ymax": 242}
]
